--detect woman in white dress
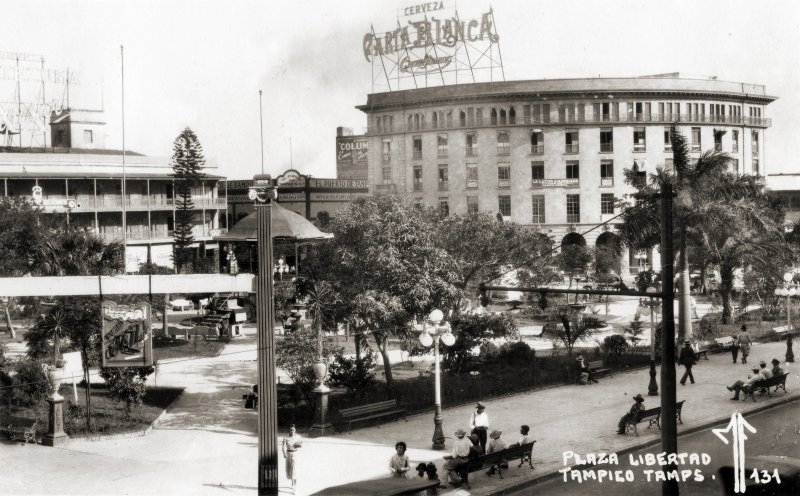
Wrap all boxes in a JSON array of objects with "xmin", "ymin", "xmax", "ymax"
[{"xmin": 282, "ymin": 424, "xmax": 302, "ymax": 491}]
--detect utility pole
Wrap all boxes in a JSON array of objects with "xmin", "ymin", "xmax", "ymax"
[
  {"xmin": 660, "ymin": 183, "xmax": 678, "ymax": 495},
  {"xmin": 251, "ymin": 175, "xmax": 278, "ymax": 494}
]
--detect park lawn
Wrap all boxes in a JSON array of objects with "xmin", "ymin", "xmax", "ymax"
[
  {"xmin": 152, "ymin": 335, "xmax": 226, "ymax": 361},
  {"xmin": 56, "ymin": 383, "xmax": 184, "ymax": 436}
]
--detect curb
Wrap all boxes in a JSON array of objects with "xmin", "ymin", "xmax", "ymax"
[{"xmin": 488, "ymin": 395, "xmax": 800, "ymax": 495}]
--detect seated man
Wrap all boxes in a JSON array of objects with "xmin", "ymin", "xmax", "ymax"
[
  {"xmin": 486, "ymin": 430, "xmax": 508, "ymax": 476},
  {"xmin": 727, "ymin": 367, "xmax": 765, "ymax": 400},
  {"xmin": 758, "ymin": 360, "xmax": 774, "ymax": 394},
  {"xmin": 442, "ymin": 429, "xmax": 472, "ymax": 488},
  {"xmin": 576, "ymin": 354, "xmax": 597, "ymax": 384},
  {"xmin": 617, "ymin": 394, "xmax": 645, "ymax": 434}
]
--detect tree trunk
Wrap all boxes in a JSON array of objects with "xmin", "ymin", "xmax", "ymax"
[
  {"xmin": 678, "ymin": 229, "xmax": 692, "ymax": 342},
  {"xmin": 3, "ymin": 304, "xmax": 16, "ymax": 339},
  {"xmin": 83, "ymin": 359, "xmax": 92, "ymax": 431},
  {"xmin": 719, "ymin": 263, "xmax": 735, "ymax": 325},
  {"xmin": 374, "ymin": 333, "xmax": 394, "ymax": 395}
]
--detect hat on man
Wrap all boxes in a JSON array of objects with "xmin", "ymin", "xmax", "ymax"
[
  {"xmin": 772, "ymin": 358, "xmax": 781, "ymax": 365},
  {"xmin": 476, "ymin": 402, "xmax": 485, "ymax": 410},
  {"xmin": 741, "ymin": 324, "xmax": 747, "ymax": 331},
  {"xmin": 684, "ymin": 340, "xmax": 691, "ymax": 345},
  {"xmin": 759, "ymin": 360, "xmax": 767, "ymax": 366},
  {"xmin": 489, "ymin": 430, "xmax": 502, "ymax": 440},
  {"xmin": 633, "ymin": 394, "xmax": 645, "ymax": 402},
  {"xmin": 455, "ymin": 428, "xmax": 467, "ymax": 438},
  {"xmin": 752, "ymin": 367, "xmax": 760, "ymax": 372}
]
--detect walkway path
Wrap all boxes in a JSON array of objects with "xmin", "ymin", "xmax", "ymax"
[{"xmin": 2, "ymin": 329, "xmax": 796, "ymax": 495}]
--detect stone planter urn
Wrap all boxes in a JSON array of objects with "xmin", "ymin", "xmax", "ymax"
[
  {"xmin": 312, "ymin": 360, "xmax": 329, "ymax": 392},
  {"xmin": 47, "ymin": 365, "xmax": 65, "ymax": 400}
]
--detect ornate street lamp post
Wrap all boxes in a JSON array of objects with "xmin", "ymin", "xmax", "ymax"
[
  {"xmin": 249, "ymin": 175, "xmax": 279, "ymax": 495},
  {"xmin": 774, "ymin": 272, "xmax": 796, "ymax": 363},
  {"xmin": 639, "ymin": 286, "xmax": 660, "ymax": 396},
  {"xmin": 415, "ymin": 309, "xmax": 456, "ymax": 450}
]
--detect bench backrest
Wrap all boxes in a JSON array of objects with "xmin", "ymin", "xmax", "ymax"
[
  {"xmin": 0, "ymin": 414, "xmax": 37, "ymax": 428},
  {"xmin": 587, "ymin": 360, "xmax": 604, "ymax": 368},
  {"xmin": 714, "ymin": 337, "xmax": 735, "ymax": 346},
  {"xmin": 340, "ymin": 400, "xmax": 399, "ymax": 417},
  {"xmin": 479, "ymin": 441, "xmax": 535, "ymax": 462}
]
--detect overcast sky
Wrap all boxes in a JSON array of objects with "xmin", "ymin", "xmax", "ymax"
[{"xmin": 3, "ymin": 0, "xmax": 799, "ymax": 179}]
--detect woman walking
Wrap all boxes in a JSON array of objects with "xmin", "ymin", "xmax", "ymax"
[{"xmin": 282, "ymin": 424, "xmax": 303, "ymax": 492}]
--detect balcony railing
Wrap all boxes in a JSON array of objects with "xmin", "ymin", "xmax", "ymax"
[
  {"xmin": 567, "ymin": 214, "xmax": 581, "ymax": 223},
  {"xmin": 530, "ymin": 145, "xmax": 543, "ymax": 154},
  {"xmin": 413, "ymin": 150, "xmax": 423, "ymax": 160},
  {"xmin": 98, "ymin": 227, "xmax": 227, "ymax": 243},
  {"xmin": 600, "ymin": 143, "xmax": 613, "ymax": 153},
  {"xmin": 438, "ymin": 181, "xmax": 449, "ymax": 192},
  {"xmin": 496, "ymin": 146, "xmax": 510, "ymax": 156},
  {"xmin": 498, "ymin": 180, "xmax": 510, "ymax": 189},
  {"xmin": 565, "ymin": 144, "xmax": 579, "ymax": 154},
  {"xmin": 601, "ymin": 177, "xmax": 614, "ymax": 187},
  {"xmin": 633, "ymin": 145, "xmax": 646, "ymax": 152},
  {"xmin": 437, "ymin": 149, "xmax": 448, "ymax": 158},
  {"xmin": 413, "ymin": 182, "xmax": 423, "ymax": 192},
  {"xmin": 466, "ymin": 179, "xmax": 478, "ymax": 189},
  {"xmin": 466, "ymin": 148, "xmax": 478, "ymax": 157},
  {"xmin": 366, "ymin": 113, "xmax": 771, "ymax": 135}
]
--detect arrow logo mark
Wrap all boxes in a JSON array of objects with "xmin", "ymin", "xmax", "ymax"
[{"xmin": 713, "ymin": 412, "xmax": 757, "ymax": 493}]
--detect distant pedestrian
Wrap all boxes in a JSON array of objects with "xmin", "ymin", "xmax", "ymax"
[
  {"xmin": 389, "ymin": 441, "xmax": 410, "ymax": 478},
  {"xmin": 617, "ymin": 394, "xmax": 645, "ymax": 434},
  {"xmin": 679, "ymin": 340, "xmax": 697, "ymax": 385},
  {"xmin": 729, "ymin": 333, "xmax": 739, "ymax": 363},
  {"xmin": 469, "ymin": 402, "xmax": 489, "ymax": 451},
  {"xmin": 736, "ymin": 325, "xmax": 753, "ymax": 363},
  {"xmin": 282, "ymin": 424, "xmax": 302, "ymax": 492}
]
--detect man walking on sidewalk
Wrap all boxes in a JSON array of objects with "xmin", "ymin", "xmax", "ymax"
[{"xmin": 679, "ymin": 340, "xmax": 697, "ymax": 385}]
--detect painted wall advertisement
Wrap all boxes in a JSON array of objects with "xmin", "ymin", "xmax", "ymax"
[
  {"xmin": 101, "ymin": 301, "xmax": 153, "ymax": 368},
  {"xmin": 336, "ymin": 136, "xmax": 368, "ymax": 180}
]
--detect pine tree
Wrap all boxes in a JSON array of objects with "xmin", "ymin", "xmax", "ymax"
[{"xmin": 170, "ymin": 128, "xmax": 205, "ymax": 272}]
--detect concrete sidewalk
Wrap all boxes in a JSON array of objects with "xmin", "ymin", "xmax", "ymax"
[{"xmin": 1, "ymin": 332, "xmax": 796, "ymax": 495}]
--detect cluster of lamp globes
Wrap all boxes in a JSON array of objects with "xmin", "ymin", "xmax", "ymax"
[
  {"xmin": 774, "ymin": 272, "xmax": 797, "ymax": 297},
  {"xmin": 415, "ymin": 309, "xmax": 456, "ymax": 347}
]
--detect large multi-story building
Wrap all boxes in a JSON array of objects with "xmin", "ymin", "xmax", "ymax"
[
  {"xmin": 0, "ymin": 108, "xmax": 228, "ymax": 272},
  {"xmin": 356, "ymin": 73, "xmax": 775, "ymax": 277}
]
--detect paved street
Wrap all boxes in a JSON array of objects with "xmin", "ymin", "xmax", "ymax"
[{"xmin": 521, "ymin": 400, "xmax": 800, "ymax": 495}]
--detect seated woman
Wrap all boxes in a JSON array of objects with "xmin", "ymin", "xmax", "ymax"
[{"xmin": 617, "ymin": 394, "xmax": 645, "ymax": 434}]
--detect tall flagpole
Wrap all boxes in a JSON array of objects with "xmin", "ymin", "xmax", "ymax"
[
  {"xmin": 121, "ymin": 45, "xmax": 127, "ymax": 272},
  {"xmin": 259, "ymin": 90, "xmax": 265, "ymax": 175}
]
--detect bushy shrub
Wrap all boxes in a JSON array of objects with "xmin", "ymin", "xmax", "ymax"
[
  {"xmin": 499, "ymin": 341, "xmax": 534, "ymax": 364},
  {"xmin": 328, "ymin": 349, "xmax": 377, "ymax": 395},
  {"xmin": 98, "ymin": 366, "xmax": 155, "ymax": 418},
  {"xmin": 478, "ymin": 341, "xmax": 500, "ymax": 361},
  {"xmin": 601, "ymin": 334, "xmax": 629, "ymax": 355},
  {"xmin": 6, "ymin": 359, "xmax": 51, "ymax": 407}
]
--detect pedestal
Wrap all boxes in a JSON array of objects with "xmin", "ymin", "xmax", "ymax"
[
  {"xmin": 647, "ymin": 360, "xmax": 659, "ymax": 396},
  {"xmin": 308, "ymin": 387, "xmax": 333, "ymax": 438},
  {"xmin": 42, "ymin": 394, "xmax": 68, "ymax": 447},
  {"xmin": 786, "ymin": 335, "xmax": 795, "ymax": 363}
]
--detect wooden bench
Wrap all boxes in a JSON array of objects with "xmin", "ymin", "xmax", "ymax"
[
  {"xmin": 624, "ymin": 400, "xmax": 685, "ymax": 436},
  {"xmin": 337, "ymin": 399, "xmax": 407, "ymax": 433},
  {"xmin": 742, "ymin": 373, "xmax": 789, "ymax": 402},
  {"xmin": 587, "ymin": 360, "xmax": 612, "ymax": 378},
  {"xmin": 454, "ymin": 441, "xmax": 536, "ymax": 489},
  {"xmin": 0, "ymin": 414, "xmax": 38, "ymax": 444}
]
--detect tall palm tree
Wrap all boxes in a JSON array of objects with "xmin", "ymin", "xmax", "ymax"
[{"xmin": 618, "ymin": 127, "xmax": 790, "ymax": 330}]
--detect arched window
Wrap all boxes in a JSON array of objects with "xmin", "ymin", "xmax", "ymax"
[
  {"xmin": 408, "ymin": 115, "xmax": 414, "ymax": 131},
  {"xmin": 509, "ymin": 107, "xmax": 516, "ymax": 125},
  {"xmin": 491, "ymin": 108, "xmax": 498, "ymax": 125},
  {"xmin": 459, "ymin": 110, "xmax": 466, "ymax": 127},
  {"xmin": 500, "ymin": 109, "xmax": 507, "ymax": 125}
]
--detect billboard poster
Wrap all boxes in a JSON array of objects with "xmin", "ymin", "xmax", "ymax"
[{"xmin": 101, "ymin": 301, "xmax": 153, "ymax": 368}]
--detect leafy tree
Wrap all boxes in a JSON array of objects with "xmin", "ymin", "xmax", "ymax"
[
  {"xmin": 618, "ymin": 127, "xmax": 791, "ymax": 328},
  {"xmin": 440, "ymin": 312, "xmax": 517, "ymax": 372},
  {"xmin": 25, "ymin": 307, "xmax": 67, "ymax": 366},
  {"xmin": 171, "ymin": 127, "xmax": 206, "ymax": 272},
  {"xmin": 556, "ymin": 244, "xmax": 591, "ymax": 302},
  {"xmin": 436, "ymin": 212, "xmax": 555, "ymax": 313},
  {"xmin": 307, "ymin": 195, "xmax": 461, "ymax": 392},
  {"xmin": 275, "ymin": 327, "xmax": 339, "ymax": 402},
  {"xmin": 601, "ymin": 334, "xmax": 629, "ymax": 355},
  {"xmin": 98, "ymin": 366, "xmax": 155, "ymax": 418},
  {"xmin": 37, "ymin": 226, "xmax": 123, "ymax": 276},
  {"xmin": 543, "ymin": 305, "xmax": 599, "ymax": 357},
  {"xmin": 624, "ymin": 312, "xmax": 646, "ymax": 347}
]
